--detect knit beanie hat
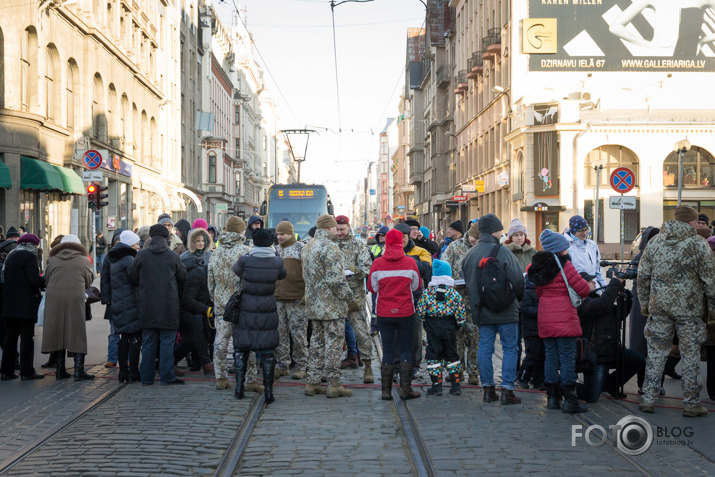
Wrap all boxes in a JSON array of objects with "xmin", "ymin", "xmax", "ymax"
[
  {"xmin": 61, "ymin": 234, "xmax": 81, "ymax": 245},
  {"xmin": 5, "ymin": 226, "xmax": 20, "ymax": 239},
  {"xmin": 674, "ymin": 205, "xmax": 698, "ymax": 223},
  {"xmin": 696, "ymin": 227, "xmax": 711, "ymax": 240},
  {"xmin": 478, "ymin": 214, "xmax": 503, "ymax": 234},
  {"xmin": 404, "ymin": 219, "xmax": 420, "ymax": 228},
  {"xmin": 157, "ymin": 214, "xmax": 173, "ymax": 226},
  {"xmin": 507, "ymin": 218, "xmax": 527, "ymax": 238},
  {"xmin": 308, "ymin": 226, "xmax": 317, "ymax": 238},
  {"xmin": 252, "ymin": 228, "xmax": 273, "ymax": 247},
  {"xmin": 276, "ymin": 221, "xmax": 294, "ymax": 235},
  {"xmin": 150, "ymin": 223, "xmax": 170, "ymax": 239},
  {"xmin": 708, "ymin": 236, "xmax": 715, "ymax": 251},
  {"xmin": 376, "ymin": 225, "xmax": 389, "ymax": 237},
  {"xmin": 448, "ymin": 220, "xmax": 464, "ymax": 234},
  {"xmin": 385, "ymin": 229, "xmax": 403, "ymax": 247},
  {"xmin": 432, "ymin": 259, "xmax": 452, "ymax": 278},
  {"xmin": 225, "ymin": 216, "xmax": 246, "ymax": 234},
  {"xmin": 699, "ymin": 213, "xmax": 710, "ymax": 224},
  {"xmin": 540, "ymin": 229, "xmax": 570, "ymax": 254},
  {"xmin": 335, "ymin": 215, "xmax": 350, "ymax": 225},
  {"xmin": 419, "ymin": 226, "xmax": 430, "ymax": 238},
  {"xmin": 119, "ymin": 230, "xmax": 140, "ymax": 247},
  {"xmin": 569, "ymin": 215, "xmax": 589, "ymax": 233},
  {"xmin": 468, "ymin": 222, "xmax": 480, "ymax": 240},
  {"xmin": 17, "ymin": 233, "xmax": 40, "ymax": 246},
  {"xmin": 137, "ymin": 225, "xmax": 151, "ymax": 242},
  {"xmin": 192, "ymin": 218, "xmax": 208, "ymax": 230},
  {"xmin": 317, "ymin": 214, "xmax": 338, "ymax": 229},
  {"xmin": 394, "ymin": 223, "xmax": 411, "ymax": 235}
]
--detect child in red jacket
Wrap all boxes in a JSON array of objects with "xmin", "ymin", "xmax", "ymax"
[{"xmin": 528, "ymin": 229, "xmax": 591, "ymax": 414}]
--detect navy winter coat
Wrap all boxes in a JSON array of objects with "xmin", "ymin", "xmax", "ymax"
[
  {"xmin": 519, "ymin": 279, "xmax": 539, "ymax": 338},
  {"xmin": 101, "ymin": 243, "xmax": 140, "ymax": 334},
  {"xmin": 181, "ymin": 255, "xmax": 212, "ymax": 319},
  {"xmin": 231, "ymin": 248, "xmax": 286, "ymax": 351},
  {"xmin": 577, "ymin": 278, "xmax": 631, "ymax": 365}
]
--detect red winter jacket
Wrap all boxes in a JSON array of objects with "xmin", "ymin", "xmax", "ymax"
[
  {"xmin": 528, "ymin": 252, "xmax": 591, "ymax": 338},
  {"xmin": 368, "ymin": 229, "xmax": 420, "ymax": 318}
]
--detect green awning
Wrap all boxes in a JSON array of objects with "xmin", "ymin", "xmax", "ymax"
[
  {"xmin": 53, "ymin": 165, "xmax": 85, "ymax": 195},
  {"xmin": 20, "ymin": 157, "xmax": 64, "ymax": 191},
  {"xmin": 0, "ymin": 161, "xmax": 11, "ymax": 189}
]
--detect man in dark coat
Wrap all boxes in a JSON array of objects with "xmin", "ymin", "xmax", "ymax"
[
  {"xmin": 232, "ymin": 229, "xmax": 286, "ymax": 404},
  {"xmin": 462, "ymin": 214, "xmax": 525, "ymax": 404},
  {"xmin": 131, "ymin": 224, "xmax": 187, "ymax": 385},
  {"xmin": 0, "ymin": 234, "xmax": 45, "ymax": 380},
  {"xmin": 246, "ymin": 215, "xmax": 264, "ymax": 243},
  {"xmin": 0, "ymin": 226, "xmax": 20, "ymax": 359},
  {"xmin": 405, "ymin": 219, "xmax": 439, "ymax": 257}
]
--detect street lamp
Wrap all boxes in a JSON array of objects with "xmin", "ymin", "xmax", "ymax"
[{"xmin": 674, "ymin": 139, "xmax": 691, "ymax": 206}]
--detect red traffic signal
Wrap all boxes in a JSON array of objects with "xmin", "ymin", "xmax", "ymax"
[{"xmin": 87, "ymin": 183, "xmax": 98, "ymax": 209}]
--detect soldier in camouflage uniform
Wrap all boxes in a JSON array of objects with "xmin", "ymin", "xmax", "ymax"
[
  {"xmin": 637, "ymin": 205, "xmax": 715, "ymax": 417},
  {"xmin": 442, "ymin": 223, "xmax": 481, "ymax": 385},
  {"xmin": 335, "ymin": 215, "xmax": 374, "ymax": 384},
  {"xmin": 302, "ymin": 214, "xmax": 360, "ymax": 398},
  {"xmin": 207, "ymin": 217, "xmax": 261, "ymax": 392},
  {"xmin": 274, "ymin": 221, "xmax": 309, "ymax": 380}
]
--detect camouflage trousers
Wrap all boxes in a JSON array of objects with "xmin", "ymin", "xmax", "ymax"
[
  {"xmin": 455, "ymin": 291, "xmax": 479, "ymax": 379},
  {"xmin": 213, "ymin": 316, "xmax": 258, "ymax": 382},
  {"xmin": 348, "ymin": 305, "xmax": 373, "ymax": 359},
  {"xmin": 306, "ymin": 319, "xmax": 345, "ymax": 387},
  {"xmin": 642, "ymin": 315, "xmax": 706, "ymax": 406},
  {"xmin": 275, "ymin": 300, "xmax": 309, "ymax": 371}
]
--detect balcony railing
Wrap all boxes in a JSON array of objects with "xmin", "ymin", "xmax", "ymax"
[
  {"xmin": 482, "ymin": 28, "xmax": 501, "ymax": 60},
  {"xmin": 436, "ymin": 64, "xmax": 453, "ymax": 88},
  {"xmin": 454, "ymin": 70, "xmax": 468, "ymax": 95},
  {"xmin": 467, "ymin": 53, "xmax": 483, "ymax": 79}
]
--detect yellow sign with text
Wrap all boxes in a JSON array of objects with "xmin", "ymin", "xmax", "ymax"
[
  {"xmin": 522, "ymin": 18, "xmax": 557, "ymax": 54},
  {"xmin": 475, "ymin": 180, "xmax": 485, "ymax": 193}
]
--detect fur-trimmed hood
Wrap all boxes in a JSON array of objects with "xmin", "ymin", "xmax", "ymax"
[
  {"xmin": 49, "ymin": 241, "xmax": 88, "ymax": 258},
  {"xmin": 505, "ymin": 239, "xmax": 533, "ymax": 253},
  {"xmin": 527, "ymin": 251, "xmax": 568, "ymax": 286},
  {"xmin": 187, "ymin": 228, "xmax": 212, "ymax": 254},
  {"xmin": 107, "ymin": 242, "xmax": 137, "ymax": 262}
]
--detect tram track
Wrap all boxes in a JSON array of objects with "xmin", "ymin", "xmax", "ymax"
[
  {"xmin": 213, "ymin": 393, "xmax": 265, "ymax": 477},
  {"xmin": 0, "ymin": 383, "xmax": 128, "ymax": 475}
]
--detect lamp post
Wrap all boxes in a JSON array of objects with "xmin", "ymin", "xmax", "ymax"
[{"xmin": 674, "ymin": 139, "xmax": 691, "ymax": 206}]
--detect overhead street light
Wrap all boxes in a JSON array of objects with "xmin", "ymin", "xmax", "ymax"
[{"xmin": 674, "ymin": 139, "xmax": 691, "ymax": 206}]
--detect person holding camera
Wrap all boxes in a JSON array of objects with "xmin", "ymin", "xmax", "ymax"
[
  {"xmin": 638, "ymin": 205, "xmax": 715, "ymax": 417},
  {"xmin": 575, "ymin": 273, "xmax": 646, "ymax": 402}
]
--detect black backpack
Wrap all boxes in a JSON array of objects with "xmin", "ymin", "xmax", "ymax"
[{"xmin": 476, "ymin": 244, "xmax": 515, "ymax": 312}]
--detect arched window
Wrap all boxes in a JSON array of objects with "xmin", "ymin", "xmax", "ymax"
[
  {"xmin": 150, "ymin": 116, "xmax": 157, "ymax": 164},
  {"xmin": 45, "ymin": 46, "xmax": 59, "ymax": 122},
  {"xmin": 663, "ymin": 146, "xmax": 715, "ymax": 188},
  {"xmin": 21, "ymin": 27, "xmax": 38, "ymax": 112},
  {"xmin": 208, "ymin": 152, "xmax": 217, "ymax": 183},
  {"xmin": 141, "ymin": 110, "xmax": 148, "ymax": 162},
  {"xmin": 107, "ymin": 83, "xmax": 117, "ymax": 137},
  {"xmin": 584, "ymin": 145, "xmax": 639, "ymax": 187},
  {"xmin": 93, "ymin": 73, "xmax": 107, "ymax": 142},
  {"xmin": 66, "ymin": 59, "xmax": 79, "ymax": 130},
  {"xmin": 121, "ymin": 94, "xmax": 129, "ymax": 144},
  {"xmin": 514, "ymin": 150, "xmax": 524, "ymax": 197}
]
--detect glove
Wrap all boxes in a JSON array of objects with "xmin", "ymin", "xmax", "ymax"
[
  {"xmin": 348, "ymin": 300, "xmax": 362, "ymax": 312},
  {"xmin": 206, "ymin": 307, "xmax": 213, "ymax": 318},
  {"xmin": 641, "ymin": 307, "xmax": 649, "ymax": 317}
]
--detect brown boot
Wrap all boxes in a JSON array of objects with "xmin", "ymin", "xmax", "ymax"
[
  {"xmin": 380, "ymin": 363, "xmax": 394, "ymax": 400},
  {"xmin": 274, "ymin": 367, "xmax": 289, "ymax": 379},
  {"xmin": 483, "ymin": 385, "xmax": 499, "ymax": 403},
  {"xmin": 305, "ymin": 383, "xmax": 327, "ymax": 396},
  {"xmin": 500, "ymin": 388, "xmax": 522, "ymax": 405},
  {"xmin": 363, "ymin": 359, "xmax": 374, "ymax": 384},
  {"xmin": 340, "ymin": 354, "xmax": 359, "ymax": 369},
  {"xmin": 399, "ymin": 362, "xmax": 420, "ymax": 400},
  {"xmin": 327, "ymin": 385, "xmax": 353, "ymax": 398},
  {"xmin": 202, "ymin": 363, "xmax": 214, "ymax": 375}
]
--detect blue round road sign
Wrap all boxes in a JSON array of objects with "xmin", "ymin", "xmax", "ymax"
[
  {"xmin": 83, "ymin": 150, "xmax": 102, "ymax": 170},
  {"xmin": 610, "ymin": 167, "xmax": 635, "ymax": 194}
]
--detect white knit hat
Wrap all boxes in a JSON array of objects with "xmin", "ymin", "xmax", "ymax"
[
  {"xmin": 119, "ymin": 230, "xmax": 141, "ymax": 247},
  {"xmin": 60, "ymin": 234, "xmax": 82, "ymax": 245}
]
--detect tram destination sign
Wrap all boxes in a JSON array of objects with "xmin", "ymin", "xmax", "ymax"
[{"xmin": 527, "ymin": 1, "xmax": 715, "ymax": 72}]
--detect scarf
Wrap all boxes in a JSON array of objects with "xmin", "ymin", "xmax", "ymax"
[
  {"xmin": 249, "ymin": 246, "xmax": 277, "ymax": 258},
  {"xmin": 281, "ymin": 235, "xmax": 297, "ymax": 248}
]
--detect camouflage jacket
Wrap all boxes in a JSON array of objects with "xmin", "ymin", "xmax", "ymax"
[
  {"xmin": 638, "ymin": 220, "xmax": 715, "ymax": 318},
  {"xmin": 337, "ymin": 229, "xmax": 373, "ymax": 297},
  {"xmin": 302, "ymin": 228, "xmax": 354, "ymax": 320},
  {"xmin": 441, "ymin": 235, "xmax": 472, "ymax": 283},
  {"xmin": 276, "ymin": 238, "xmax": 305, "ymax": 300},
  {"xmin": 207, "ymin": 232, "xmax": 250, "ymax": 316}
]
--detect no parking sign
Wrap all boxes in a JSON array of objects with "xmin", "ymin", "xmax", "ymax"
[{"xmin": 610, "ymin": 167, "xmax": 635, "ymax": 194}]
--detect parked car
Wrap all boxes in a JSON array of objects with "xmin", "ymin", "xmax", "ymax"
[{"xmin": 367, "ymin": 230, "xmax": 378, "ymax": 246}]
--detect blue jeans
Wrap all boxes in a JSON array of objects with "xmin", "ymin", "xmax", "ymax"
[
  {"xmin": 345, "ymin": 318, "xmax": 358, "ymax": 355},
  {"xmin": 96, "ymin": 253, "xmax": 104, "ymax": 272},
  {"xmin": 478, "ymin": 322, "xmax": 519, "ymax": 390},
  {"xmin": 107, "ymin": 320, "xmax": 120, "ymax": 363},
  {"xmin": 577, "ymin": 349, "xmax": 646, "ymax": 402},
  {"xmin": 140, "ymin": 329, "xmax": 178, "ymax": 384},
  {"xmin": 543, "ymin": 337, "xmax": 577, "ymax": 387}
]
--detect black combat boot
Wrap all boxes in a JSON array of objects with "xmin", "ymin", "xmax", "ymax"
[
  {"xmin": 73, "ymin": 354, "xmax": 95, "ymax": 381},
  {"xmin": 561, "ymin": 385, "xmax": 588, "ymax": 414},
  {"xmin": 56, "ymin": 351, "xmax": 71, "ymax": 380},
  {"xmin": 398, "ymin": 361, "xmax": 420, "ymax": 400},
  {"xmin": 129, "ymin": 337, "xmax": 142, "ymax": 383},
  {"xmin": 449, "ymin": 372, "xmax": 462, "ymax": 395},
  {"xmin": 380, "ymin": 363, "xmax": 394, "ymax": 400},
  {"xmin": 234, "ymin": 351, "xmax": 248, "ymax": 400},
  {"xmin": 427, "ymin": 374, "xmax": 443, "ymax": 396},
  {"xmin": 117, "ymin": 338, "xmax": 130, "ymax": 383},
  {"xmin": 544, "ymin": 382, "xmax": 561, "ymax": 410},
  {"xmin": 262, "ymin": 354, "xmax": 276, "ymax": 405}
]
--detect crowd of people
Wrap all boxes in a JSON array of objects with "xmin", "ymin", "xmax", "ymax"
[{"xmin": 0, "ymin": 206, "xmax": 712, "ymax": 416}]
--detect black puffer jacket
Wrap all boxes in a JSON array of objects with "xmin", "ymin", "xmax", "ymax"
[
  {"xmin": 181, "ymin": 255, "xmax": 212, "ymax": 319},
  {"xmin": 102, "ymin": 243, "xmax": 140, "ymax": 334},
  {"xmin": 231, "ymin": 248, "xmax": 286, "ymax": 351},
  {"xmin": 520, "ymin": 278, "xmax": 539, "ymax": 338},
  {"xmin": 577, "ymin": 278, "xmax": 630, "ymax": 364},
  {"xmin": 1, "ymin": 247, "xmax": 45, "ymax": 320}
]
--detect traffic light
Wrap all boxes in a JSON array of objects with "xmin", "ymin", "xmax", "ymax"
[
  {"xmin": 87, "ymin": 183, "xmax": 98, "ymax": 210},
  {"xmin": 97, "ymin": 185, "xmax": 109, "ymax": 211}
]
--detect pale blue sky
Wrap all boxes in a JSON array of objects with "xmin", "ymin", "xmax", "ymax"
[{"xmin": 215, "ymin": 0, "xmax": 425, "ymax": 213}]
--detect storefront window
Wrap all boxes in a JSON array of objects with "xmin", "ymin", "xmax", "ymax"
[
  {"xmin": 664, "ymin": 200, "xmax": 715, "ymax": 224},
  {"xmin": 663, "ymin": 146, "xmax": 715, "ymax": 188},
  {"xmin": 584, "ymin": 145, "xmax": 639, "ymax": 187}
]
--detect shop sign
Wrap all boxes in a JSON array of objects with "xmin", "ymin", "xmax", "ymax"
[
  {"xmin": 445, "ymin": 200, "xmax": 459, "ymax": 208},
  {"xmin": 498, "ymin": 172, "xmax": 510, "ymax": 187},
  {"xmin": 462, "ymin": 183, "xmax": 476, "ymax": 193},
  {"xmin": 452, "ymin": 195, "xmax": 468, "ymax": 202},
  {"xmin": 475, "ymin": 180, "xmax": 485, "ymax": 193},
  {"xmin": 215, "ymin": 203, "xmax": 228, "ymax": 212}
]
